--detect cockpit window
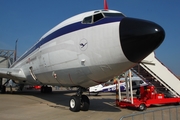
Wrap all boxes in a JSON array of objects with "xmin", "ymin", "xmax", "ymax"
[
  {"xmin": 82, "ymin": 12, "xmax": 124, "ymax": 24},
  {"xmin": 93, "ymin": 13, "xmax": 104, "ymax": 23},
  {"xmin": 82, "ymin": 16, "xmax": 92, "ymax": 24},
  {"xmin": 82, "ymin": 13, "xmax": 104, "ymax": 24},
  {"xmin": 103, "ymin": 13, "xmax": 125, "ymax": 17}
]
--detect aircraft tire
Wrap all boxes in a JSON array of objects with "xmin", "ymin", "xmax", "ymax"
[
  {"xmin": 0, "ymin": 85, "xmax": 6, "ymax": 94},
  {"xmin": 47, "ymin": 87, "xmax": 52, "ymax": 93},
  {"xmin": 41, "ymin": 86, "xmax": 52, "ymax": 93},
  {"xmin": 69, "ymin": 95, "xmax": 81, "ymax": 112},
  {"xmin": 41, "ymin": 86, "xmax": 45, "ymax": 93},
  {"xmin": 80, "ymin": 95, "xmax": 90, "ymax": 111},
  {"xmin": 44, "ymin": 86, "xmax": 48, "ymax": 93}
]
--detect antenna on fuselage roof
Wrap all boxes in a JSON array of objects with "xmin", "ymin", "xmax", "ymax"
[{"xmin": 104, "ymin": 0, "xmax": 108, "ymax": 10}]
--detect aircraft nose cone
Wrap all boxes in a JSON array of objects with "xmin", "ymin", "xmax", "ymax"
[{"xmin": 120, "ymin": 17, "xmax": 165, "ymax": 63}]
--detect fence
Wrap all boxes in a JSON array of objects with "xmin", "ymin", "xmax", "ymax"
[{"xmin": 120, "ymin": 105, "xmax": 180, "ymax": 120}]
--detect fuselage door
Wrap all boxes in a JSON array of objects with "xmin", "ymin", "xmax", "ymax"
[{"xmin": 29, "ymin": 66, "xmax": 38, "ymax": 81}]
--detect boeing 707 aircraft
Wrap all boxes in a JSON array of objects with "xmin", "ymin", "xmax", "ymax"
[{"xmin": 0, "ymin": 0, "xmax": 165, "ymax": 112}]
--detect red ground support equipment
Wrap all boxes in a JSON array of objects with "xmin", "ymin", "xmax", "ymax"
[{"xmin": 118, "ymin": 85, "xmax": 180, "ymax": 111}]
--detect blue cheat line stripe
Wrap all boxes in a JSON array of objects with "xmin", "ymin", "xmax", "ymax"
[{"xmin": 11, "ymin": 17, "xmax": 123, "ymax": 67}]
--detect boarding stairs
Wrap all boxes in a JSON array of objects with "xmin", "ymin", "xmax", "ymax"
[{"xmin": 131, "ymin": 52, "xmax": 180, "ymax": 97}]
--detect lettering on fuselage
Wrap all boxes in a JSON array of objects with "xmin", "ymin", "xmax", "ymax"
[{"xmin": 26, "ymin": 57, "xmax": 37, "ymax": 64}]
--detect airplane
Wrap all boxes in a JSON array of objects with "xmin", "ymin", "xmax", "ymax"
[
  {"xmin": 89, "ymin": 77, "xmax": 148, "ymax": 95},
  {"xmin": 0, "ymin": 0, "xmax": 165, "ymax": 112}
]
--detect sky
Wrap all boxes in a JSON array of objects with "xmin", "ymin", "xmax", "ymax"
[{"xmin": 0, "ymin": 0, "xmax": 180, "ymax": 75}]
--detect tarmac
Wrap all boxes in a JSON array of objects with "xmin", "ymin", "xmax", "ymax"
[{"xmin": 0, "ymin": 87, "xmax": 179, "ymax": 120}]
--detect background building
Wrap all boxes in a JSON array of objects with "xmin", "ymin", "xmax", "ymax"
[{"xmin": 0, "ymin": 49, "xmax": 15, "ymax": 85}]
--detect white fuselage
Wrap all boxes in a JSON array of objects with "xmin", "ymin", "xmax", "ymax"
[{"xmin": 11, "ymin": 9, "xmax": 162, "ymax": 88}]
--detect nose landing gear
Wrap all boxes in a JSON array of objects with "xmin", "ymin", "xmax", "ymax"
[{"xmin": 69, "ymin": 87, "xmax": 90, "ymax": 112}]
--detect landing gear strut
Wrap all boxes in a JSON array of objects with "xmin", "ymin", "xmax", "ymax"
[{"xmin": 69, "ymin": 87, "xmax": 90, "ymax": 112}]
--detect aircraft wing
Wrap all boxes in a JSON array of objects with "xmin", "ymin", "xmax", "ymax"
[{"xmin": 0, "ymin": 68, "xmax": 26, "ymax": 80}]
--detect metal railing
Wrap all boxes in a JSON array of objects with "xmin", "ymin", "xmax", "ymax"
[{"xmin": 120, "ymin": 105, "xmax": 180, "ymax": 120}]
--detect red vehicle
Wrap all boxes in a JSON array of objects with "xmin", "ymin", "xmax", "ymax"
[
  {"xmin": 34, "ymin": 85, "xmax": 41, "ymax": 89},
  {"xmin": 118, "ymin": 85, "xmax": 180, "ymax": 111}
]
